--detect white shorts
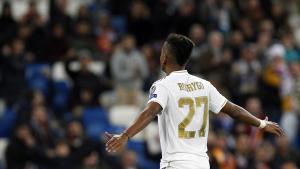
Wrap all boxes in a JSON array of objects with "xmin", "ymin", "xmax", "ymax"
[{"xmin": 161, "ymin": 160, "xmax": 210, "ymax": 169}]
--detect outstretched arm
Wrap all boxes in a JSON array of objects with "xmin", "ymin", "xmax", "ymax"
[
  {"xmin": 221, "ymin": 101, "xmax": 284, "ymax": 136},
  {"xmin": 105, "ymin": 102, "xmax": 162, "ymax": 153}
]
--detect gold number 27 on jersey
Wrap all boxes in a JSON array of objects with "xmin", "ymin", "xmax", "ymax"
[{"xmin": 178, "ymin": 97, "xmax": 208, "ymax": 139}]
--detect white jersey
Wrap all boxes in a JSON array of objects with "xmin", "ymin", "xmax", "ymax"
[{"xmin": 147, "ymin": 70, "xmax": 227, "ymax": 169}]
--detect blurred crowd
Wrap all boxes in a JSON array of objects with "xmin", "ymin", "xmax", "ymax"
[{"xmin": 0, "ymin": 0, "xmax": 300, "ymax": 169}]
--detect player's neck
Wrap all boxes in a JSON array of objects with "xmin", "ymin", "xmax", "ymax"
[{"xmin": 165, "ymin": 65, "xmax": 185, "ymax": 75}]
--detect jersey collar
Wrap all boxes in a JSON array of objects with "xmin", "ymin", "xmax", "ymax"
[{"xmin": 170, "ymin": 70, "xmax": 188, "ymax": 75}]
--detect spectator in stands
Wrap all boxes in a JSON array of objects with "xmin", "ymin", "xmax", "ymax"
[
  {"xmin": 234, "ymin": 134, "xmax": 253, "ymax": 169},
  {"xmin": 256, "ymin": 32, "xmax": 272, "ymax": 63},
  {"xmin": 187, "ymin": 24, "xmax": 206, "ymax": 74},
  {"xmin": 254, "ymin": 141, "xmax": 276, "ymax": 169},
  {"xmin": 81, "ymin": 151, "xmax": 108, "ymax": 169},
  {"xmin": 64, "ymin": 50, "xmax": 103, "ymax": 108},
  {"xmin": 259, "ymin": 20, "xmax": 275, "ymax": 39},
  {"xmin": 44, "ymin": 23, "xmax": 70, "ymax": 63},
  {"xmin": 142, "ymin": 45, "xmax": 160, "ymax": 91},
  {"xmin": 270, "ymin": 1, "xmax": 288, "ymax": 31},
  {"xmin": 51, "ymin": 140, "xmax": 77, "ymax": 169},
  {"xmin": 18, "ymin": 24, "xmax": 33, "ymax": 49},
  {"xmin": 210, "ymin": 133, "xmax": 236, "ymax": 169},
  {"xmin": 189, "ymin": 24, "xmax": 206, "ymax": 58},
  {"xmin": 21, "ymin": 0, "xmax": 43, "ymax": 26},
  {"xmin": 172, "ymin": 0, "xmax": 197, "ymax": 36},
  {"xmin": 198, "ymin": 0, "xmax": 237, "ymax": 33},
  {"xmin": 281, "ymin": 31, "xmax": 300, "ymax": 63},
  {"xmin": 289, "ymin": 62, "xmax": 300, "ymax": 113},
  {"xmin": 261, "ymin": 44, "xmax": 292, "ymax": 120},
  {"xmin": 238, "ymin": 18, "xmax": 256, "ymax": 42},
  {"xmin": 66, "ymin": 120, "xmax": 99, "ymax": 163},
  {"xmin": 274, "ymin": 135, "xmax": 300, "ymax": 168},
  {"xmin": 231, "ymin": 45, "xmax": 262, "ymax": 102},
  {"xmin": 280, "ymin": 160, "xmax": 299, "ymax": 169},
  {"xmin": 111, "ymin": 35, "xmax": 148, "ymax": 105},
  {"xmin": 228, "ymin": 31, "xmax": 244, "ymax": 60},
  {"xmin": 127, "ymin": 1, "xmax": 152, "ymax": 46},
  {"xmin": 0, "ymin": 1, "xmax": 17, "ymax": 47},
  {"xmin": 0, "ymin": 39, "xmax": 28, "ymax": 106},
  {"xmin": 29, "ymin": 105, "xmax": 59, "ymax": 149},
  {"xmin": 121, "ymin": 150, "xmax": 140, "ymax": 169},
  {"xmin": 96, "ymin": 13, "xmax": 117, "ymax": 57},
  {"xmin": 232, "ymin": 97, "xmax": 264, "ymax": 145},
  {"xmin": 5, "ymin": 124, "xmax": 38, "ymax": 169},
  {"xmin": 20, "ymin": 1, "xmax": 47, "ymax": 61},
  {"xmin": 197, "ymin": 31, "xmax": 224, "ymax": 76},
  {"xmin": 71, "ymin": 20, "xmax": 97, "ymax": 58},
  {"xmin": 17, "ymin": 90, "xmax": 48, "ymax": 123},
  {"xmin": 49, "ymin": 0, "xmax": 72, "ymax": 31},
  {"xmin": 76, "ymin": 5, "xmax": 92, "ymax": 23}
]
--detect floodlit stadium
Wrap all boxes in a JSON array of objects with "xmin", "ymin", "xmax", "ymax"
[{"xmin": 0, "ymin": 0, "xmax": 299, "ymax": 169}]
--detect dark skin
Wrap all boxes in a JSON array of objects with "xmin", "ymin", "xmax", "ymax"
[{"xmin": 105, "ymin": 42, "xmax": 284, "ymax": 153}]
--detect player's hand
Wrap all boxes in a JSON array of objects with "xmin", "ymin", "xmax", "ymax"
[
  {"xmin": 262, "ymin": 117, "xmax": 284, "ymax": 136},
  {"xmin": 105, "ymin": 132, "xmax": 128, "ymax": 153}
]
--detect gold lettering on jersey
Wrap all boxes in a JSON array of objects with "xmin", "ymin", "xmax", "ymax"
[{"xmin": 177, "ymin": 82, "xmax": 204, "ymax": 92}]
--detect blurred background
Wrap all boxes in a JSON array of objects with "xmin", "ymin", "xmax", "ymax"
[{"xmin": 0, "ymin": 0, "xmax": 300, "ymax": 169}]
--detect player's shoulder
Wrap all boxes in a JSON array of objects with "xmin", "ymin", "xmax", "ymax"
[
  {"xmin": 188, "ymin": 74, "xmax": 211, "ymax": 85},
  {"xmin": 152, "ymin": 76, "xmax": 168, "ymax": 86}
]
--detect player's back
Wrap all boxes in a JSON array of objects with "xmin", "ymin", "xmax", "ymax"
[{"xmin": 148, "ymin": 70, "xmax": 227, "ymax": 167}]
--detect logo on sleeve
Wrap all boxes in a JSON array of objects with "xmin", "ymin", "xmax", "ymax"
[{"xmin": 149, "ymin": 86, "xmax": 157, "ymax": 99}]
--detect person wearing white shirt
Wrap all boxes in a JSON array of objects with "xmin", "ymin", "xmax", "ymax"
[{"xmin": 105, "ymin": 34, "xmax": 284, "ymax": 169}]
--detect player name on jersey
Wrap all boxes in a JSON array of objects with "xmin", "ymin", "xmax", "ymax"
[{"xmin": 177, "ymin": 82, "xmax": 204, "ymax": 92}]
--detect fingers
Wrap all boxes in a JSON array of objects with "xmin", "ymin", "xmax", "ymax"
[
  {"xmin": 274, "ymin": 125, "xmax": 284, "ymax": 136},
  {"xmin": 267, "ymin": 123, "xmax": 284, "ymax": 136},
  {"xmin": 269, "ymin": 122, "xmax": 284, "ymax": 136},
  {"xmin": 106, "ymin": 139, "xmax": 116, "ymax": 152},
  {"xmin": 111, "ymin": 143, "xmax": 123, "ymax": 152},
  {"xmin": 105, "ymin": 132, "xmax": 113, "ymax": 139},
  {"xmin": 273, "ymin": 127, "xmax": 282, "ymax": 136},
  {"xmin": 106, "ymin": 139, "xmax": 122, "ymax": 152},
  {"xmin": 106, "ymin": 136, "xmax": 117, "ymax": 146},
  {"xmin": 105, "ymin": 135, "xmax": 126, "ymax": 153},
  {"xmin": 107, "ymin": 139, "xmax": 119, "ymax": 150},
  {"xmin": 262, "ymin": 118, "xmax": 285, "ymax": 137},
  {"xmin": 104, "ymin": 132, "xmax": 113, "ymax": 142}
]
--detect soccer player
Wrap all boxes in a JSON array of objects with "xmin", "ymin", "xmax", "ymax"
[{"xmin": 105, "ymin": 34, "xmax": 284, "ymax": 169}]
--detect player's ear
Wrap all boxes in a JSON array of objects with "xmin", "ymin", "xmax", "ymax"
[
  {"xmin": 162, "ymin": 54, "xmax": 168, "ymax": 67},
  {"xmin": 160, "ymin": 49, "xmax": 166, "ymax": 63}
]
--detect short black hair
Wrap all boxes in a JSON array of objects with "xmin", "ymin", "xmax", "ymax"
[{"xmin": 165, "ymin": 33, "xmax": 194, "ymax": 66}]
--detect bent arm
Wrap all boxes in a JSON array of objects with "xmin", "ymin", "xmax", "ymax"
[
  {"xmin": 124, "ymin": 102, "xmax": 162, "ymax": 138},
  {"xmin": 221, "ymin": 101, "xmax": 260, "ymax": 127}
]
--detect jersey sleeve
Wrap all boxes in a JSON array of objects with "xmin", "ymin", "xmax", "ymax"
[
  {"xmin": 147, "ymin": 83, "xmax": 168, "ymax": 111},
  {"xmin": 208, "ymin": 82, "xmax": 227, "ymax": 114}
]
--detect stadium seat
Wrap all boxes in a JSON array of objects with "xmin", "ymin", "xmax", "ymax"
[
  {"xmin": 127, "ymin": 140, "xmax": 146, "ymax": 155},
  {"xmin": 82, "ymin": 107, "xmax": 110, "ymax": 140},
  {"xmin": 0, "ymin": 108, "xmax": 16, "ymax": 138},
  {"xmin": 26, "ymin": 64, "xmax": 51, "ymax": 95},
  {"xmin": 52, "ymin": 81, "xmax": 70, "ymax": 111},
  {"xmin": 105, "ymin": 125, "xmax": 125, "ymax": 134},
  {"xmin": 109, "ymin": 105, "xmax": 145, "ymax": 140},
  {"xmin": 137, "ymin": 155, "xmax": 160, "ymax": 169},
  {"xmin": 109, "ymin": 105, "xmax": 140, "ymax": 127},
  {"xmin": 144, "ymin": 122, "xmax": 161, "ymax": 155},
  {"xmin": 127, "ymin": 140, "xmax": 160, "ymax": 169},
  {"xmin": 111, "ymin": 16, "xmax": 126, "ymax": 35}
]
